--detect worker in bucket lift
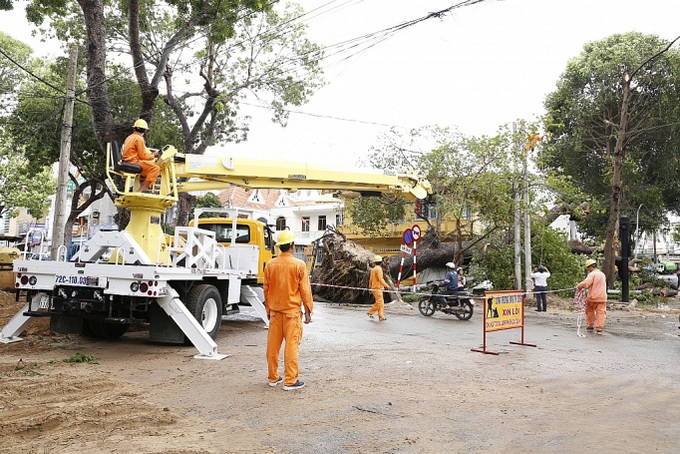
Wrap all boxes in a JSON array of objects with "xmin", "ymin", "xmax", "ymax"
[
  {"xmin": 264, "ymin": 230, "xmax": 313, "ymax": 391},
  {"xmin": 122, "ymin": 119, "xmax": 160, "ymax": 193}
]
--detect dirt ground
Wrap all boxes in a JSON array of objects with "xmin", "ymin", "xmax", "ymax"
[{"xmin": 1, "ymin": 290, "xmax": 679, "ymax": 454}]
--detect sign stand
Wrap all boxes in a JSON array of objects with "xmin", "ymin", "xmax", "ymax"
[
  {"xmin": 396, "ymin": 251, "xmax": 406, "ymax": 288},
  {"xmin": 411, "ymin": 224, "xmax": 421, "ymax": 292},
  {"xmin": 471, "ymin": 290, "xmax": 537, "ymax": 355}
]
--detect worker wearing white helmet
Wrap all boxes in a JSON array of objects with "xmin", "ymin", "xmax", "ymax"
[
  {"xmin": 367, "ymin": 255, "xmax": 389, "ymax": 321},
  {"xmin": 122, "ymin": 118, "xmax": 160, "ymax": 193},
  {"xmin": 437, "ymin": 261, "xmax": 459, "ymax": 309}
]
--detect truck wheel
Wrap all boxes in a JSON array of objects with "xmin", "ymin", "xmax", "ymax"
[
  {"xmin": 83, "ymin": 320, "xmax": 130, "ymax": 339},
  {"xmin": 454, "ymin": 300, "xmax": 474, "ymax": 320},
  {"xmin": 187, "ymin": 284, "xmax": 222, "ymax": 339}
]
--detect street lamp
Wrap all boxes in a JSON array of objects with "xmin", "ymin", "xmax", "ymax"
[{"xmin": 634, "ymin": 203, "xmax": 644, "ymax": 259}]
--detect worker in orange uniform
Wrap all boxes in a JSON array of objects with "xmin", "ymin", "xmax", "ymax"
[
  {"xmin": 122, "ymin": 119, "xmax": 160, "ymax": 193},
  {"xmin": 577, "ymin": 259, "xmax": 608, "ymax": 334},
  {"xmin": 264, "ymin": 230, "xmax": 313, "ymax": 391},
  {"xmin": 367, "ymin": 255, "xmax": 389, "ymax": 321}
]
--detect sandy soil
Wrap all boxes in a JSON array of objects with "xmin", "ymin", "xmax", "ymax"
[{"xmin": 1, "ymin": 290, "xmax": 679, "ymax": 454}]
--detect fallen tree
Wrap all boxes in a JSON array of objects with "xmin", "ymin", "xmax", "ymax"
[
  {"xmin": 310, "ymin": 227, "xmax": 398, "ymax": 304},
  {"xmin": 310, "ymin": 227, "xmax": 473, "ymax": 304}
]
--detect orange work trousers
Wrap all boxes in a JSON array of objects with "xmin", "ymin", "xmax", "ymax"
[
  {"xmin": 138, "ymin": 159, "xmax": 160, "ymax": 186},
  {"xmin": 367, "ymin": 289, "xmax": 385, "ymax": 318},
  {"xmin": 267, "ymin": 311, "xmax": 303, "ymax": 386},
  {"xmin": 586, "ymin": 300, "xmax": 607, "ymax": 330}
]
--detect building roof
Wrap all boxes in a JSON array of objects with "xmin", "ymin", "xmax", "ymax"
[
  {"xmin": 217, "ymin": 186, "xmax": 283, "ymax": 210},
  {"xmin": 217, "ymin": 186, "xmax": 325, "ymax": 211}
]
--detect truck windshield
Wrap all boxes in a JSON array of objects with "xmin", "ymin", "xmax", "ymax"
[{"xmin": 200, "ymin": 223, "xmax": 251, "ymax": 244}]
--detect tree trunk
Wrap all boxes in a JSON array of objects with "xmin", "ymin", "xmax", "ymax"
[
  {"xmin": 604, "ymin": 77, "xmax": 632, "ymax": 286},
  {"xmin": 76, "ymin": 0, "xmax": 114, "ymax": 146},
  {"xmin": 175, "ymin": 193, "xmax": 197, "ymax": 228}
]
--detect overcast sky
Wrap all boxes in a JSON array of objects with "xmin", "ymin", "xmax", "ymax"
[{"xmin": 3, "ymin": 0, "xmax": 680, "ymax": 166}]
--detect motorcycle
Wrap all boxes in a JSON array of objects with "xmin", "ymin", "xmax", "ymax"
[{"xmin": 418, "ymin": 282, "xmax": 474, "ymax": 320}]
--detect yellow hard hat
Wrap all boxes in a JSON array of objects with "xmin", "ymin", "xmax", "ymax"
[
  {"xmin": 276, "ymin": 230, "xmax": 295, "ymax": 246},
  {"xmin": 373, "ymin": 255, "xmax": 383, "ymax": 263},
  {"xmin": 584, "ymin": 259, "xmax": 597, "ymax": 268},
  {"xmin": 133, "ymin": 119, "xmax": 149, "ymax": 130}
]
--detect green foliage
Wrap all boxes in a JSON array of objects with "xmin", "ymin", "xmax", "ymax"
[
  {"xmin": 541, "ymin": 32, "xmax": 680, "ymax": 241},
  {"xmin": 361, "ymin": 125, "xmax": 538, "ymax": 232},
  {"xmin": 345, "ymin": 196, "xmax": 407, "ymax": 237},
  {"xmin": 63, "ymin": 352, "xmax": 98, "ymax": 363},
  {"xmin": 14, "ymin": 360, "xmax": 42, "ymax": 376},
  {"xmin": 473, "ymin": 221, "xmax": 583, "ymax": 294},
  {"xmin": 530, "ymin": 222, "xmax": 583, "ymax": 294},
  {"xmin": 190, "ymin": 192, "xmax": 223, "ymax": 218},
  {"xmin": 0, "ymin": 32, "xmax": 32, "ymax": 115},
  {"xmin": 0, "ymin": 139, "xmax": 56, "ymax": 218}
]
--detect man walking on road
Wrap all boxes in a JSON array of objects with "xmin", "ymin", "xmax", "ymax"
[
  {"xmin": 367, "ymin": 255, "xmax": 390, "ymax": 321},
  {"xmin": 264, "ymin": 230, "xmax": 313, "ymax": 391},
  {"xmin": 577, "ymin": 259, "xmax": 607, "ymax": 334}
]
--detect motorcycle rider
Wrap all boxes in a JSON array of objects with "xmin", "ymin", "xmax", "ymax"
[{"xmin": 438, "ymin": 262, "xmax": 459, "ymax": 309}]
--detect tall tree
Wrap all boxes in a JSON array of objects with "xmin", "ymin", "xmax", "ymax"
[
  {"xmin": 3, "ymin": 0, "xmax": 324, "ymax": 228},
  {"xmin": 360, "ymin": 125, "xmax": 527, "ymax": 266},
  {"xmin": 542, "ymin": 32, "xmax": 680, "ymax": 284},
  {"xmin": 0, "ymin": 33, "xmax": 56, "ymax": 219}
]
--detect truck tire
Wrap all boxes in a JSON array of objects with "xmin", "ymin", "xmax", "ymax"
[
  {"xmin": 187, "ymin": 284, "xmax": 223, "ymax": 339},
  {"xmin": 83, "ymin": 319, "xmax": 130, "ymax": 339}
]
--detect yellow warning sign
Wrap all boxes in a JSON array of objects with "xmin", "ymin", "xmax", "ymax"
[{"xmin": 484, "ymin": 290, "xmax": 524, "ymax": 332}]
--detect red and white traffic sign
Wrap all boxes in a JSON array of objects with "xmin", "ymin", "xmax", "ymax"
[{"xmin": 412, "ymin": 224, "xmax": 422, "ymax": 242}]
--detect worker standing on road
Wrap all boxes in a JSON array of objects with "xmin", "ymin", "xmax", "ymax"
[
  {"xmin": 577, "ymin": 259, "xmax": 607, "ymax": 334},
  {"xmin": 122, "ymin": 119, "xmax": 160, "ymax": 193},
  {"xmin": 367, "ymin": 255, "xmax": 389, "ymax": 321},
  {"xmin": 264, "ymin": 230, "xmax": 313, "ymax": 391}
]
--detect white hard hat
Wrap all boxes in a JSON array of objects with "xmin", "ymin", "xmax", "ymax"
[{"xmin": 445, "ymin": 262, "xmax": 456, "ymax": 269}]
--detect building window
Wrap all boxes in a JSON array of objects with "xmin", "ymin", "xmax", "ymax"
[
  {"xmin": 276, "ymin": 216, "xmax": 286, "ymax": 231},
  {"xmin": 301, "ymin": 216, "xmax": 310, "ymax": 232},
  {"xmin": 336, "ymin": 210, "xmax": 344, "ymax": 226},
  {"xmin": 317, "ymin": 215, "xmax": 326, "ymax": 231}
]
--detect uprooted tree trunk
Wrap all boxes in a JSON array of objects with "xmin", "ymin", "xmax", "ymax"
[{"xmin": 311, "ymin": 228, "xmax": 400, "ymax": 304}]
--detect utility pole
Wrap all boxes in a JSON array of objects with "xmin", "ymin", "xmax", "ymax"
[
  {"xmin": 523, "ymin": 132, "xmax": 542, "ymax": 294},
  {"xmin": 51, "ymin": 45, "xmax": 78, "ymax": 261},
  {"xmin": 512, "ymin": 123, "xmax": 521, "ymax": 290},
  {"xmin": 524, "ymin": 137, "xmax": 533, "ymax": 295}
]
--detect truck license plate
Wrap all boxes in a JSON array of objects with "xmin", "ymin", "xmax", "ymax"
[{"xmin": 55, "ymin": 275, "xmax": 100, "ymax": 286}]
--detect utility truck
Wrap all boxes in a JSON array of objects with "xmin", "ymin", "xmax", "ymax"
[{"xmin": 1, "ymin": 143, "xmax": 431, "ymax": 359}]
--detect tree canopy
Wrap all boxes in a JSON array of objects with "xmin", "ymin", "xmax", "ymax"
[
  {"xmin": 541, "ymin": 32, "xmax": 680, "ymax": 283},
  {"xmin": 1, "ymin": 0, "xmax": 324, "ymax": 234}
]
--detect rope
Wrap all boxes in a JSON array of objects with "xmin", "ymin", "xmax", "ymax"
[{"xmin": 310, "ymin": 281, "xmax": 579, "ymax": 303}]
